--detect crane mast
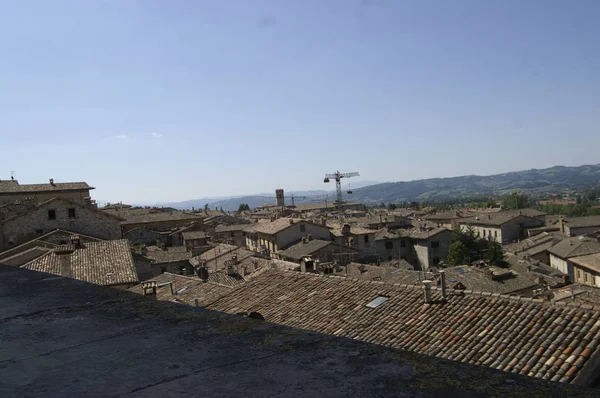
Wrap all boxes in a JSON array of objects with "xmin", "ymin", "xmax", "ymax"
[{"xmin": 323, "ymin": 170, "xmax": 359, "ymax": 210}]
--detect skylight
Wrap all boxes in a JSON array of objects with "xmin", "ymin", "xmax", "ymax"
[{"xmin": 366, "ymin": 296, "xmax": 388, "ymax": 308}]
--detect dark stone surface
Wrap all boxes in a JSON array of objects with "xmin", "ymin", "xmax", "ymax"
[{"xmin": 0, "ymin": 264, "xmax": 596, "ymax": 397}]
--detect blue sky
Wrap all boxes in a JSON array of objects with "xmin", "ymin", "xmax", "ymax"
[{"xmin": 1, "ymin": 0, "xmax": 599, "ymax": 203}]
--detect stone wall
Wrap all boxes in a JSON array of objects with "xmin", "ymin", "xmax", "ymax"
[{"xmin": 1, "ymin": 200, "xmax": 121, "ymax": 250}]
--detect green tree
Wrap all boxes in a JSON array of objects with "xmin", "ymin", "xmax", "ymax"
[
  {"xmin": 204, "ymin": 203, "xmax": 209, "ymax": 211},
  {"xmin": 485, "ymin": 241, "xmax": 507, "ymax": 267},
  {"xmin": 237, "ymin": 203, "xmax": 250, "ymax": 212},
  {"xmin": 502, "ymin": 192, "xmax": 529, "ymax": 210},
  {"xmin": 387, "ymin": 203, "xmax": 397, "ymax": 210},
  {"xmin": 446, "ymin": 241, "xmax": 469, "ymax": 265},
  {"xmin": 219, "ymin": 206, "xmax": 224, "ymax": 213}
]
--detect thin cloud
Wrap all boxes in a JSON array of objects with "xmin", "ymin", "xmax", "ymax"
[
  {"xmin": 151, "ymin": 132, "xmax": 164, "ymax": 138},
  {"xmin": 115, "ymin": 135, "xmax": 128, "ymax": 140}
]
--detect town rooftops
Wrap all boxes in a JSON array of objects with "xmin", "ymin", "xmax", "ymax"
[
  {"xmin": 144, "ymin": 245, "xmax": 193, "ymax": 264},
  {"xmin": 277, "ymin": 239, "xmax": 355, "ymax": 262},
  {"xmin": 21, "ymin": 239, "xmax": 138, "ymax": 286},
  {"xmin": 245, "ymin": 218, "xmax": 327, "ymax": 236},
  {"xmin": 1, "ymin": 197, "xmax": 125, "ymax": 223},
  {"xmin": 3, "ymin": 264, "xmax": 590, "ymax": 396},
  {"xmin": 564, "ymin": 216, "xmax": 600, "ymax": 229},
  {"xmin": 460, "ymin": 209, "xmax": 544, "ymax": 227},
  {"xmin": 547, "ymin": 237, "xmax": 600, "ymax": 259},
  {"xmin": 114, "ymin": 211, "xmax": 206, "ymax": 225},
  {"xmin": 0, "ymin": 179, "xmax": 94, "ymax": 194},
  {"xmin": 207, "ymin": 270, "xmax": 600, "ymax": 384},
  {"xmin": 423, "ymin": 209, "xmax": 477, "ymax": 221},
  {"xmin": 214, "ymin": 223, "xmax": 252, "ymax": 233},
  {"xmin": 570, "ymin": 253, "xmax": 600, "ymax": 274},
  {"xmin": 181, "ymin": 231, "xmax": 208, "ymax": 240}
]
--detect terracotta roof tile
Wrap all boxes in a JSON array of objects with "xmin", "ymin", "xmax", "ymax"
[
  {"xmin": 206, "ymin": 270, "xmax": 600, "ymax": 384},
  {"xmin": 22, "ymin": 239, "xmax": 138, "ymax": 286}
]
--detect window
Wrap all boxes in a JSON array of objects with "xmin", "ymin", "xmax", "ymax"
[
  {"xmin": 433, "ymin": 257, "xmax": 440, "ymax": 265},
  {"xmin": 431, "ymin": 241, "xmax": 440, "ymax": 249},
  {"xmin": 160, "ymin": 267, "xmax": 167, "ymax": 274},
  {"xmin": 300, "ymin": 224, "xmax": 306, "ymax": 232},
  {"xmin": 230, "ymin": 232, "xmax": 235, "ymax": 237},
  {"xmin": 366, "ymin": 296, "xmax": 388, "ymax": 308},
  {"xmin": 400, "ymin": 240, "xmax": 406, "ymax": 248},
  {"xmin": 388, "ymin": 256, "xmax": 393, "ymax": 261},
  {"xmin": 68, "ymin": 208, "xmax": 76, "ymax": 219},
  {"xmin": 577, "ymin": 270, "xmax": 581, "ymax": 279},
  {"xmin": 48, "ymin": 210, "xmax": 56, "ymax": 220},
  {"xmin": 482, "ymin": 229, "xmax": 486, "ymax": 237},
  {"xmin": 364, "ymin": 235, "xmax": 369, "ymax": 243},
  {"xmin": 385, "ymin": 241, "xmax": 393, "ymax": 250},
  {"xmin": 494, "ymin": 230, "xmax": 498, "ymax": 239}
]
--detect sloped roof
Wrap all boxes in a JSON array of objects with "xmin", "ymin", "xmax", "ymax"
[
  {"xmin": 0, "ymin": 180, "xmax": 93, "ymax": 194},
  {"xmin": 182, "ymin": 231, "xmax": 208, "ymax": 240},
  {"xmin": 215, "ymin": 224, "xmax": 251, "ymax": 233},
  {"xmin": 564, "ymin": 216, "xmax": 600, "ymax": 229},
  {"xmin": 207, "ymin": 270, "xmax": 600, "ymax": 384},
  {"xmin": 423, "ymin": 210, "xmax": 477, "ymax": 221},
  {"xmin": 548, "ymin": 237, "xmax": 600, "ymax": 259},
  {"xmin": 249, "ymin": 218, "xmax": 328, "ymax": 236},
  {"xmin": 22, "ymin": 239, "xmax": 138, "ymax": 286},
  {"xmin": 144, "ymin": 246, "xmax": 192, "ymax": 264},
  {"xmin": 570, "ymin": 253, "xmax": 600, "ymax": 274},
  {"xmin": 128, "ymin": 272, "xmax": 235, "ymax": 306},
  {"xmin": 277, "ymin": 239, "xmax": 355, "ymax": 261}
]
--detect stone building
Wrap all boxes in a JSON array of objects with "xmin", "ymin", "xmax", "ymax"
[
  {"xmin": 459, "ymin": 210, "xmax": 544, "ymax": 244},
  {"xmin": 329, "ymin": 223, "xmax": 377, "ymax": 261},
  {"xmin": 0, "ymin": 179, "xmax": 94, "ymax": 206},
  {"xmin": 0, "ymin": 197, "xmax": 122, "ymax": 251},
  {"xmin": 245, "ymin": 218, "xmax": 331, "ymax": 257},
  {"xmin": 560, "ymin": 215, "xmax": 600, "ymax": 237},
  {"xmin": 213, "ymin": 224, "xmax": 249, "ymax": 247},
  {"xmin": 275, "ymin": 237, "xmax": 359, "ymax": 266}
]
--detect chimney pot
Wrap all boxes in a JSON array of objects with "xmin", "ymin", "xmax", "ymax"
[
  {"xmin": 439, "ymin": 270, "xmax": 447, "ymax": 300},
  {"xmin": 423, "ymin": 280, "xmax": 432, "ymax": 304},
  {"xmin": 49, "ymin": 178, "xmax": 54, "ymax": 186},
  {"xmin": 59, "ymin": 253, "xmax": 72, "ymax": 277}
]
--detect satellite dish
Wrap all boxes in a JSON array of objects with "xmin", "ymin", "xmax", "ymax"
[{"xmin": 195, "ymin": 266, "xmax": 209, "ymax": 281}]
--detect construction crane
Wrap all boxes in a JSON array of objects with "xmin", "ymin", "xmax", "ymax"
[{"xmin": 324, "ymin": 170, "xmax": 359, "ymax": 210}]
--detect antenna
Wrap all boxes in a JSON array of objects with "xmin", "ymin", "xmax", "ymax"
[{"xmin": 10, "ymin": 170, "xmax": 15, "ymax": 180}]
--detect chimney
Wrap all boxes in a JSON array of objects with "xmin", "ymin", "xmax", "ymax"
[
  {"xmin": 302, "ymin": 236, "xmax": 308, "ymax": 244},
  {"xmin": 49, "ymin": 178, "xmax": 55, "ymax": 186},
  {"xmin": 300, "ymin": 260, "xmax": 307, "ymax": 273},
  {"xmin": 141, "ymin": 246, "xmax": 148, "ymax": 256},
  {"xmin": 423, "ymin": 280, "xmax": 432, "ymax": 304},
  {"xmin": 307, "ymin": 234, "xmax": 313, "ymax": 241},
  {"xmin": 439, "ymin": 270, "xmax": 447, "ymax": 300},
  {"xmin": 289, "ymin": 218, "xmax": 294, "ymax": 224},
  {"xmin": 70, "ymin": 235, "xmax": 82, "ymax": 249},
  {"xmin": 226, "ymin": 263, "xmax": 235, "ymax": 276},
  {"xmin": 141, "ymin": 281, "xmax": 158, "ymax": 296},
  {"xmin": 231, "ymin": 254, "xmax": 238, "ymax": 264},
  {"xmin": 342, "ymin": 224, "xmax": 351, "ymax": 235},
  {"xmin": 321, "ymin": 217, "xmax": 327, "ymax": 226},
  {"xmin": 518, "ymin": 210, "xmax": 522, "ymax": 215}
]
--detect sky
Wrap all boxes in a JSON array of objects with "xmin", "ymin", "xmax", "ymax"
[{"xmin": 1, "ymin": 0, "xmax": 599, "ymax": 204}]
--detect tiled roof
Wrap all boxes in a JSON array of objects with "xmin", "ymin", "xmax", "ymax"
[
  {"xmin": 460, "ymin": 210, "xmax": 544, "ymax": 227},
  {"xmin": 504, "ymin": 232, "xmax": 567, "ymax": 254},
  {"xmin": 128, "ymin": 272, "xmax": 234, "ymax": 306},
  {"xmin": 144, "ymin": 246, "xmax": 192, "ymax": 264},
  {"xmin": 207, "ymin": 270, "xmax": 600, "ymax": 384},
  {"xmin": 0, "ymin": 180, "xmax": 93, "ymax": 194},
  {"xmin": 277, "ymin": 239, "xmax": 346, "ymax": 261},
  {"xmin": 214, "ymin": 224, "xmax": 251, "ymax": 233},
  {"xmin": 116, "ymin": 211, "xmax": 205, "ymax": 225},
  {"xmin": 0, "ymin": 246, "xmax": 53, "ymax": 267},
  {"xmin": 329, "ymin": 224, "xmax": 375, "ymax": 237},
  {"xmin": 564, "ymin": 216, "xmax": 600, "ymax": 229},
  {"xmin": 249, "ymin": 218, "xmax": 308, "ymax": 235},
  {"xmin": 570, "ymin": 253, "xmax": 600, "ymax": 274},
  {"xmin": 547, "ymin": 237, "xmax": 600, "ymax": 259},
  {"xmin": 182, "ymin": 231, "xmax": 208, "ymax": 240},
  {"xmin": 0, "ymin": 229, "xmax": 103, "ymax": 263},
  {"xmin": 408, "ymin": 227, "xmax": 450, "ymax": 240},
  {"xmin": 423, "ymin": 210, "xmax": 477, "ymax": 221},
  {"xmin": 22, "ymin": 239, "xmax": 138, "ymax": 286}
]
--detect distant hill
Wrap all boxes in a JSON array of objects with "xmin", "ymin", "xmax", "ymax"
[{"xmin": 161, "ymin": 164, "xmax": 600, "ymax": 210}]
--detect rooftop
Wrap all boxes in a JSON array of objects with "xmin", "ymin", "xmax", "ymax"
[
  {"xmin": 207, "ymin": 270, "xmax": 600, "ymax": 385},
  {"xmin": 460, "ymin": 210, "xmax": 544, "ymax": 227},
  {"xmin": 548, "ymin": 237, "xmax": 600, "ymax": 259},
  {"xmin": 0, "ymin": 179, "xmax": 93, "ymax": 194},
  {"xmin": 181, "ymin": 231, "xmax": 208, "ymax": 240},
  {"xmin": 277, "ymin": 239, "xmax": 354, "ymax": 261},
  {"xmin": 565, "ymin": 216, "xmax": 600, "ymax": 229},
  {"xmin": 1, "ymin": 264, "xmax": 591, "ymax": 396},
  {"xmin": 571, "ymin": 253, "xmax": 600, "ymax": 274},
  {"xmin": 247, "ymin": 218, "xmax": 326, "ymax": 235},
  {"xmin": 144, "ymin": 245, "xmax": 193, "ymax": 264},
  {"xmin": 21, "ymin": 239, "xmax": 138, "ymax": 286}
]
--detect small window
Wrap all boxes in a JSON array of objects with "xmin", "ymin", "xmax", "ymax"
[
  {"xmin": 400, "ymin": 240, "xmax": 406, "ymax": 248},
  {"xmin": 68, "ymin": 208, "xmax": 76, "ymax": 218},
  {"xmin": 300, "ymin": 224, "xmax": 306, "ymax": 232},
  {"xmin": 48, "ymin": 210, "xmax": 56, "ymax": 220},
  {"xmin": 160, "ymin": 267, "xmax": 167, "ymax": 274},
  {"xmin": 585, "ymin": 273, "xmax": 588, "ymax": 282},
  {"xmin": 230, "ymin": 232, "xmax": 235, "ymax": 237},
  {"xmin": 431, "ymin": 241, "xmax": 440, "ymax": 248},
  {"xmin": 364, "ymin": 235, "xmax": 369, "ymax": 243},
  {"xmin": 577, "ymin": 270, "xmax": 581, "ymax": 278},
  {"xmin": 494, "ymin": 230, "xmax": 498, "ymax": 238},
  {"xmin": 385, "ymin": 241, "xmax": 393, "ymax": 250}
]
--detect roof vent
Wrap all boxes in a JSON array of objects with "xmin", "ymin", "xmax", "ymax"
[
  {"xmin": 422, "ymin": 280, "xmax": 432, "ymax": 304},
  {"xmin": 49, "ymin": 178, "xmax": 55, "ymax": 186}
]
